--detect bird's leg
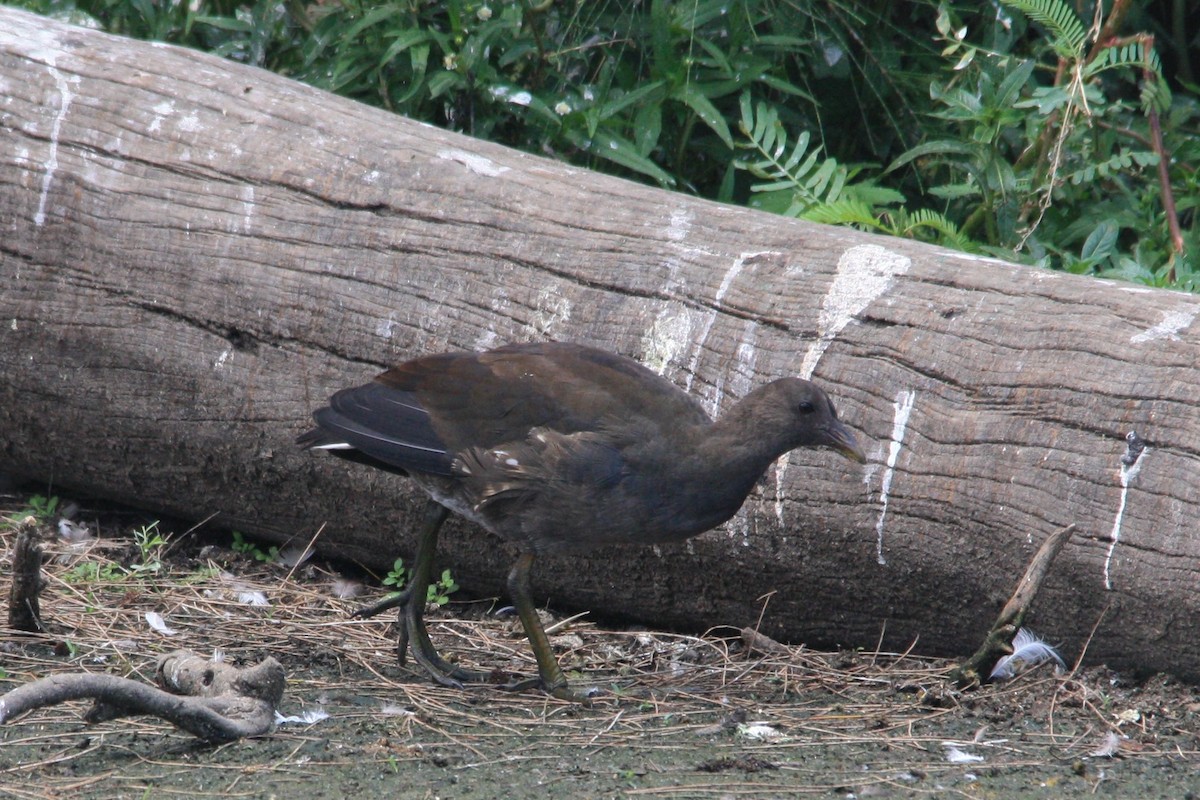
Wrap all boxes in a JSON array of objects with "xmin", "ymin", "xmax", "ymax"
[
  {"xmin": 354, "ymin": 500, "xmax": 486, "ymax": 687},
  {"xmin": 503, "ymin": 553, "xmax": 595, "ymax": 704}
]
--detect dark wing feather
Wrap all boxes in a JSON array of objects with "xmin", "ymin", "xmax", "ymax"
[
  {"xmin": 301, "ymin": 342, "xmax": 711, "ymax": 480},
  {"xmin": 298, "ymin": 383, "xmax": 454, "ymax": 476},
  {"xmin": 376, "ymin": 342, "xmax": 712, "ymax": 454}
]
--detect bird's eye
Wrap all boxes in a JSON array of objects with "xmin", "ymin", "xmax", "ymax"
[{"xmin": 797, "ymin": 401, "xmax": 816, "ymax": 414}]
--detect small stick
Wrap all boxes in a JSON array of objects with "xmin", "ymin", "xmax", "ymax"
[
  {"xmin": 544, "ymin": 611, "xmax": 589, "ymax": 636},
  {"xmin": 951, "ymin": 523, "xmax": 1076, "ymax": 688}
]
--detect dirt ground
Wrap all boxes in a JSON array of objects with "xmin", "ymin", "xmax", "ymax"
[{"xmin": 1, "ymin": 492, "xmax": 1197, "ymax": 799}]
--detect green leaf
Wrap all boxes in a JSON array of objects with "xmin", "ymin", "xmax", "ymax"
[
  {"xmin": 343, "ymin": 6, "xmax": 404, "ymax": 41},
  {"xmin": 1014, "ymin": 85, "xmax": 1071, "ymax": 114},
  {"xmin": 886, "ymin": 140, "xmax": 979, "ymax": 173},
  {"xmin": 193, "ymin": 15, "xmax": 251, "ymax": 33},
  {"xmin": 380, "ymin": 29, "xmax": 430, "ymax": 66},
  {"xmin": 716, "ymin": 162, "xmax": 737, "ymax": 203},
  {"xmin": 674, "ymin": 84, "xmax": 733, "ymax": 149},
  {"xmin": 1081, "ymin": 221, "xmax": 1119, "ymax": 264},
  {"xmin": 488, "ymin": 85, "xmax": 559, "ymax": 124},
  {"xmin": 426, "ymin": 70, "xmax": 462, "ymax": 99},
  {"xmin": 803, "ymin": 199, "xmax": 884, "ymax": 229},
  {"xmin": 755, "ymin": 74, "xmax": 815, "ymax": 102},
  {"xmin": 564, "ymin": 128, "xmax": 675, "ymax": 188},
  {"xmin": 634, "ymin": 102, "xmax": 663, "ymax": 157},
  {"xmin": 929, "ymin": 183, "xmax": 981, "ymax": 200},
  {"xmin": 694, "ymin": 38, "xmax": 733, "ymax": 77},
  {"xmin": 995, "ymin": 59, "xmax": 1035, "ymax": 107},
  {"xmin": 392, "ymin": 44, "xmax": 430, "ymax": 105},
  {"xmin": 599, "ymin": 81, "xmax": 666, "ymax": 120},
  {"xmin": 1001, "ymin": 0, "xmax": 1086, "ymax": 57}
]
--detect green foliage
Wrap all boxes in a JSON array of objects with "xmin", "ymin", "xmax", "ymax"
[
  {"xmin": 1002, "ymin": 0, "xmax": 1085, "ymax": 58},
  {"xmin": 384, "ymin": 557, "xmax": 459, "ymax": 607},
  {"xmin": 61, "ymin": 520, "xmax": 168, "ymax": 583},
  {"xmin": 7, "ymin": 494, "xmax": 60, "ymax": 525},
  {"xmin": 231, "ymin": 530, "xmax": 279, "ymax": 563},
  {"xmin": 127, "ymin": 521, "xmax": 166, "ymax": 576},
  {"xmin": 735, "ymin": 93, "xmax": 850, "ymax": 216},
  {"xmin": 63, "ymin": 560, "xmax": 126, "ymax": 584},
  {"xmin": 735, "ymin": 93, "xmax": 967, "ymax": 251},
  {"xmin": 884, "ymin": 0, "xmax": 1196, "ymax": 285}
]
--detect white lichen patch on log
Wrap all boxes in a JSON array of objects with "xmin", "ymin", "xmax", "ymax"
[
  {"xmin": 666, "ymin": 208, "xmax": 692, "ymax": 242},
  {"xmin": 1129, "ymin": 307, "xmax": 1197, "ymax": 343},
  {"xmin": 522, "ymin": 287, "xmax": 572, "ymax": 339},
  {"xmin": 772, "ymin": 245, "xmax": 908, "ymax": 524},
  {"xmin": 685, "ymin": 252, "xmax": 757, "ymax": 398},
  {"xmin": 239, "ymin": 185, "xmax": 255, "ymax": 232},
  {"xmin": 1105, "ymin": 441, "xmax": 1148, "ymax": 590},
  {"xmin": 149, "ymin": 100, "xmax": 175, "ymax": 133},
  {"xmin": 640, "ymin": 306, "xmax": 693, "ymax": 375},
  {"xmin": 435, "ymin": 148, "xmax": 510, "ymax": 177},
  {"xmin": 34, "ymin": 64, "xmax": 76, "ymax": 227},
  {"xmin": 874, "ymin": 389, "xmax": 917, "ymax": 566},
  {"xmin": 799, "ymin": 244, "xmax": 911, "ymax": 380},
  {"xmin": 710, "ymin": 320, "xmax": 759, "ymax": 422}
]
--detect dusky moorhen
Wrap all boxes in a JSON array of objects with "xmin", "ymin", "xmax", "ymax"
[{"xmin": 299, "ymin": 341, "xmax": 865, "ymax": 701}]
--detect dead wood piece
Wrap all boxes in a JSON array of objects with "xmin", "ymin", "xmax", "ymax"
[
  {"xmin": 0, "ymin": 649, "xmax": 285, "ymax": 742},
  {"xmin": 741, "ymin": 627, "xmax": 790, "ymax": 656},
  {"xmin": 157, "ymin": 650, "xmax": 286, "ymax": 705},
  {"xmin": 7, "ymin": 516, "xmax": 44, "ymax": 633},
  {"xmin": 951, "ymin": 524, "xmax": 1076, "ymax": 688}
]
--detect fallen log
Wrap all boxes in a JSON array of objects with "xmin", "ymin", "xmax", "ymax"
[{"xmin": 2, "ymin": 8, "xmax": 1198, "ymax": 681}]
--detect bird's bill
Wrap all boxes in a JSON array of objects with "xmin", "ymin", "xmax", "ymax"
[{"xmin": 825, "ymin": 421, "xmax": 867, "ymax": 464}]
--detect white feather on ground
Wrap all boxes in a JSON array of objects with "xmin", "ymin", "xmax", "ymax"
[{"xmin": 990, "ymin": 628, "xmax": 1066, "ymax": 680}]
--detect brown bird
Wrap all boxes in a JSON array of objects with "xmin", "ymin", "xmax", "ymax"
[{"xmin": 299, "ymin": 342, "xmax": 865, "ymax": 701}]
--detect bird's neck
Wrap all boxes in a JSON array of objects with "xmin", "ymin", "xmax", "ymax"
[
  {"xmin": 661, "ymin": 418, "xmax": 786, "ymax": 536},
  {"xmin": 703, "ymin": 395, "xmax": 794, "ymax": 473}
]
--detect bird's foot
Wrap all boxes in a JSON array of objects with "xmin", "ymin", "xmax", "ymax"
[
  {"xmin": 354, "ymin": 587, "xmax": 490, "ymax": 686},
  {"xmin": 546, "ymin": 682, "xmax": 601, "ymax": 705},
  {"xmin": 394, "ymin": 599, "xmax": 492, "ymax": 686},
  {"xmin": 350, "ymin": 588, "xmax": 410, "ymax": 619},
  {"xmin": 413, "ymin": 654, "xmax": 492, "ymax": 690},
  {"xmin": 498, "ymin": 675, "xmax": 600, "ymax": 705}
]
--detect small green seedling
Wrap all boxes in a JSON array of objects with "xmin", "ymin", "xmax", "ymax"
[
  {"xmin": 63, "ymin": 561, "xmax": 125, "ymax": 584},
  {"xmin": 24, "ymin": 494, "xmax": 59, "ymax": 521},
  {"xmin": 126, "ymin": 521, "xmax": 166, "ymax": 576},
  {"xmin": 384, "ymin": 558, "xmax": 459, "ymax": 606},
  {"xmin": 231, "ymin": 531, "xmax": 280, "ymax": 563},
  {"xmin": 3, "ymin": 494, "xmax": 61, "ymax": 529}
]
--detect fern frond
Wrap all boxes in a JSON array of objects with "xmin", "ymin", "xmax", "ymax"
[
  {"xmin": 802, "ymin": 199, "xmax": 885, "ymax": 230},
  {"xmin": 1064, "ymin": 148, "xmax": 1158, "ymax": 184},
  {"xmin": 890, "ymin": 208, "xmax": 973, "ymax": 250},
  {"xmin": 1084, "ymin": 42, "xmax": 1162, "ymax": 79},
  {"xmin": 1001, "ymin": 0, "xmax": 1086, "ymax": 57},
  {"xmin": 735, "ymin": 92, "xmax": 850, "ymax": 215}
]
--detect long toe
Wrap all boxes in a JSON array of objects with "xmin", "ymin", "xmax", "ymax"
[
  {"xmin": 398, "ymin": 606, "xmax": 490, "ymax": 684},
  {"xmin": 351, "ymin": 587, "xmax": 413, "ymax": 619},
  {"xmin": 498, "ymin": 674, "xmax": 594, "ymax": 704},
  {"xmin": 547, "ymin": 682, "xmax": 599, "ymax": 705}
]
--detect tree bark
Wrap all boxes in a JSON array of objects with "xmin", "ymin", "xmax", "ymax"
[{"xmin": 2, "ymin": 8, "xmax": 1198, "ymax": 681}]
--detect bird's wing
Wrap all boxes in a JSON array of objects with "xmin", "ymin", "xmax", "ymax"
[
  {"xmin": 376, "ymin": 343, "xmax": 711, "ymax": 452},
  {"xmin": 300, "ymin": 382, "xmax": 455, "ymax": 476},
  {"xmin": 452, "ymin": 426, "xmax": 627, "ymax": 513}
]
